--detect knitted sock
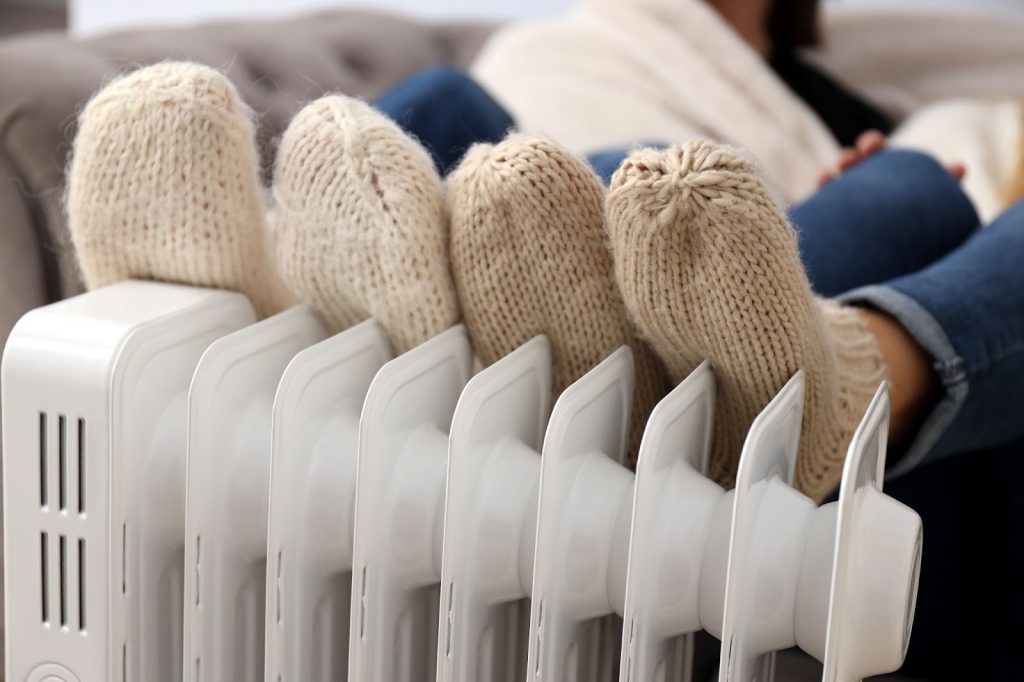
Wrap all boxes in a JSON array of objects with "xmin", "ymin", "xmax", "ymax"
[
  {"xmin": 272, "ymin": 95, "xmax": 459, "ymax": 353},
  {"xmin": 606, "ymin": 140, "xmax": 885, "ymax": 499},
  {"xmin": 67, "ymin": 62, "xmax": 293, "ymax": 317},
  {"xmin": 447, "ymin": 135, "xmax": 667, "ymax": 464}
]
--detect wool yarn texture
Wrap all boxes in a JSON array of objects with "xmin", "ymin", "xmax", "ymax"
[
  {"xmin": 67, "ymin": 61, "xmax": 293, "ymax": 317},
  {"xmin": 272, "ymin": 95, "xmax": 459, "ymax": 353},
  {"xmin": 447, "ymin": 134, "xmax": 667, "ymax": 464},
  {"xmin": 606, "ymin": 139, "xmax": 886, "ymax": 500}
]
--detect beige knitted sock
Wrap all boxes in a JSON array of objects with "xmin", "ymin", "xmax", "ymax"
[
  {"xmin": 606, "ymin": 140, "xmax": 885, "ymax": 500},
  {"xmin": 447, "ymin": 135, "xmax": 667, "ymax": 465},
  {"xmin": 271, "ymin": 95, "xmax": 459, "ymax": 354},
  {"xmin": 67, "ymin": 62, "xmax": 293, "ymax": 317}
]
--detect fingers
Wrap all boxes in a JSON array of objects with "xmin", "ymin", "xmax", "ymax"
[
  {"xmin": 837, "ymin": 147, "xmax": 861, "ymax": 173},
  {"xmin": 855, "ymin": 129, "xmax": 887, "ymax": 159},
  {"xmin": 821, "ymin": 129, "xmax": 888, "ymax": 187}
]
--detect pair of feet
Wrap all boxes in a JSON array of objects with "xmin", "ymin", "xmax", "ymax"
[
  {"xmin": 68, "ymin": 61, "xmax": 459, "ymax": 355},
  {"xmin": 68, "ymin": 62, "xmax": 885, "ymax": 501}
]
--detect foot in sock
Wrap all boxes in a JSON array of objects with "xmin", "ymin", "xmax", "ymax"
[
  {"xmin": 606, "ymin": 140, "xmax": 886, "ymax": 499},
  {"xmin": 447, "ymin": 135, "xmax": 667, "ymax": 464},
  {"xmin": 272, "ymin": 95, "xmax": 459, "ymax": 353},
  {"xmin": 67, "ymin": 62, "xmax": 293, "ymax": 317}
]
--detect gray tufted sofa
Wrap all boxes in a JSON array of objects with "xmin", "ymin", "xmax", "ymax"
[{"xmin": 0, "ymin": 10, "xmax": 494, "ymax": 353}]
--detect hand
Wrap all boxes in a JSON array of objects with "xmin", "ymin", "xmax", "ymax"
[{"xmin": 818, "ymin": 129, "xmax": 966, "ymax": 186}]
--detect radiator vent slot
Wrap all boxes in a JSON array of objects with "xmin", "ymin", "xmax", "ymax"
[
  {"xmin": 39, "ymin": 531, "xmax": 87, "ymax": 632},
  {"xmin": 59, "ymin": 534, "xmax": 67, "ymax": 627},
  {"xmin": 122, "ymin": 524, "xmax": 128, "ymax": 595},
  {"xmin": 36, "ymin": 413, "xmax": 90, "ymax": 632},
  {"xmin": 38, "ymin": 413, "xmax": 87, "ymax": 516},
  {"xmin": 79, "ymin": 538, "xmax": 87, "ymax": 632},
  {"xmin": 39, "ymin": 413, "xmax": 47, "ymax": 508},
  {"xmin": 78, "ymin": 418, "xmax": 86, "ymax": 515},
  {"xmin": 59, "ymin": 416, "xmax": 67, "ymax": 512},
  {"xmin": 40, "ymin": 532, "xmax": 49, "ymax": 624}
]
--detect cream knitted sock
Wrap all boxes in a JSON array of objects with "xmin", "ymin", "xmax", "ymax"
[
  {"xmin": 447, "ymin": 135, "xmax": 667, "ymax": 465},
  {"xmin": 67, "ymin": 62, "xmax": 293, "ymax": 317},
  {"xmin": 606, "ymin": 140, "xmax": 886, "ymax": 499},
  {"xmin": 272, "ymin": 95, "xmax": 459, "ymax": 353}
]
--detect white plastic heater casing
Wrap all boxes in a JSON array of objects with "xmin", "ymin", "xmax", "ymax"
[
  {"xmin": 1, "ymin": 284, "xmax": 924, "ymax": 682},
  {"xmin": 619, "ymin": 361, "xmax": 725, "ymax": 682},
  {"xmin": 264, "ymin": 320, "xmax": 393, "ymax": 682},
  {"xmin": 347, "ymin": 325, "xmax": 473, "ymax": 682},
  {"xmin": 437, "ymin": 335, "xmax": 552, "ymax": 682},
  {"xmin": 718, "ymin": 372, "xmax": 807, "ymax": 682},
  {"xmin": 183, "ymin": 305, "xmax": 324, "ymax": 682},
  {"xmin": 1, "ymin": 281, "xmax": 254, "ymax": 682},
  {"xmin": 823, "ymin": 385, "xmax": 922, "ymax": 682},
  {"xmin": 526, "ymin": 347, "xmax": 636, "ymax": 682},
  {"xmin": 718, "ymin": 376, "xmax": 922, "ymax": 682}
]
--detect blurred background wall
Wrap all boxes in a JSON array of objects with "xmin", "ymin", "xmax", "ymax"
[
  {"xmin": 68, "ymin": 0, "xmax": 570, "ymax": 36},
  {"xmin": 62, "ymin": 0, "xmax": 1024, "ymax": 37},
  {"xmin": 2, "ymin": 0, "xmax": 1023, "ymax": 39}
]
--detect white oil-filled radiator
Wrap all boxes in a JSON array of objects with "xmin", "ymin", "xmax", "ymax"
[{"xmin": 0, "ymin": 281, "xmax": 922, "ymax": 682}]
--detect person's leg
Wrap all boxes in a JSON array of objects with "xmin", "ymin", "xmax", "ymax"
[
  {"xmin": 374, "ymin": 66, "xmax": 514, "ymax": 176},
  {"xmin": 598, "ymin": 147, "xmax": 976, "ymax": 300},
  {"xmin": 841, "ymin": 196, "xmax": 1024, "ymax": 475},
  {"xmin": 790, "ymin": 149, "xmax": 979, "ymax": 297},
  {"xmin": 608, "ymin": 140, "xmax": 1024, "ymax": 495},
  {"xmin": 606, "ymin": 141, "xmax": 886, "ymax": 499}
]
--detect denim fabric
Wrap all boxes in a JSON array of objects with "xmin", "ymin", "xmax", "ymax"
[
  {"xmin": 375, "ymin": 66, "xmax": 514, "ymax": 175},
  {"xmin": 587, "ymin": 146, "xmax": 662, "ymax": 185},
  {"xmin": 843, "ymin": 197, "xmax": 1024, "ymax": 474},
  {"xmin": 790, "ymin": 150, "xmax": 979, "ymax": 298}
]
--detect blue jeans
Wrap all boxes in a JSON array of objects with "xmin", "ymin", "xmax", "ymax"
[
  {"xmin": 374, "ymin": 66, "xmax": 513, "ymax": 175},
  {"xmin": 790, "ymin": 150, "xmax": 979, "ymax": 298},
  {"xmin": 842, "ymin": 199, "xmax": 1024, "ymax": 474}
]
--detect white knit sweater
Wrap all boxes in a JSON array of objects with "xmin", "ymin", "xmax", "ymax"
[
  {"xmin": 472, "ymin": 0, "xmax": 839, "ymax": 204},
  {"xmin": 473, "ymin": 0, "xmax": 1024, "ymax": 210}
]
